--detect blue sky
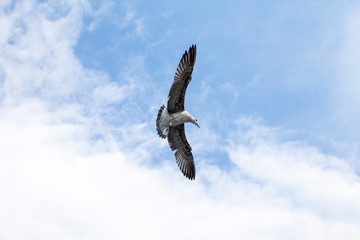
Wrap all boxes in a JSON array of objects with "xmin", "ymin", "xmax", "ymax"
[
  {"xmin": 76, "ymin": 0, "xmax": 359, "ymax": 156},
  {"xmin": 1, "ymin": 0, "xmax": 360, "ymax": 239}
]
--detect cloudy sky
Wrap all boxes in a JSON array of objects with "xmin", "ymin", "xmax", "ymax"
[{"xmin": 1, "ymin": 0, "xmax": 360, "ymax": 239}]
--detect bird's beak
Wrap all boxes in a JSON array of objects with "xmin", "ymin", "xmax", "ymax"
[{"xmin": 195, "ymin": 122, "xmax": 200, "ymax": 128}]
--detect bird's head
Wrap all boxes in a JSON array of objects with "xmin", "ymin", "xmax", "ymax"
[{"xmin": 191, "ymin": 117, "xmax": 200, "ymax": 128}]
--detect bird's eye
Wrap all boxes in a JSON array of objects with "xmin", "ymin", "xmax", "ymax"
[{"xmin": 195, "ymin": 119, "xmax": 197, "ymax": 121}]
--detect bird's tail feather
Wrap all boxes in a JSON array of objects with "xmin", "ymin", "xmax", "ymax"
[{"xmin": 156, "ymin": 104, "xmax": 168, "ymax": 138}]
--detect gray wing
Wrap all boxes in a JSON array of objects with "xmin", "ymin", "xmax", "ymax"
[
  {"xmin": 167, "ymin": 45, "xmax": 197, "ymax": 114},
  {"xmin": 167, "ymin": 124, "xmax": 196, "ymax": 180}
]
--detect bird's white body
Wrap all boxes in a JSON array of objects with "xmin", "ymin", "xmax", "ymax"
[
  {"xmin": 167, "ymin": 111, "xmax": 193, "ymax": 126},
  {"xmin": 158, "ymin": 109, "xmax": 198, "ymax": 136}
]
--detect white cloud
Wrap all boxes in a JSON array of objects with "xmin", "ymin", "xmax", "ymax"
[
  {"xmin": 1, "ymin": 1, "xmax": 360, "ymax": 239},
  {"xmin": 227, "ymin": 119, "xmax": 360, "ymax": 222},
  {"xmin": 2, "ymin": 102, "xmax": 360, "ymax": 239}
]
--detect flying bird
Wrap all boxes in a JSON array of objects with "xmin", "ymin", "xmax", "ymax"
[{"xmin": 156, "ymin": 45, "xmax": 199, "ymax": 180}]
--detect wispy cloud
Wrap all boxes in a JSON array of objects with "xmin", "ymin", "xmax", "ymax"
[
  {"xmin": 86, "ymin": 1, "xmax": 114, "ymax": 32},
  {"xmin": 118, "ymin": 4, "xmax": 148, "ymax": 40},
  {"xmin": 334, "ymin": 5, "xmax": 360, "ymax": 117}
]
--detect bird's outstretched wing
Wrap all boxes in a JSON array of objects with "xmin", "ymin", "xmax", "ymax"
[
  {"xmin": 167, "ymin": 45, "xmax": 196, "ymax": 114},
  {"xmin": 167, "ymin": 124, "xmax": 196, "ymax": 180}
]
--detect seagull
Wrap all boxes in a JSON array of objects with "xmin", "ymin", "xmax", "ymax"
[{"xmin": 156, "ymin": 45, "xmax": 199, "ymax": 180}]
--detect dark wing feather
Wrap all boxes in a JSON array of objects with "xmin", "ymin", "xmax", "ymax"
[
  {"xmin": 167, "ymin": 45, "xmax": 197, "ymax": 114},
  {"xmin": 167, "ymin": 124, "xmax": 196, "ymax": 180}
]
